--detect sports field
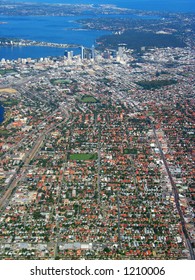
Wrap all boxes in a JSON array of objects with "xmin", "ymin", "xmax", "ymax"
[{"xmin": 69, "ymin": 153, "xmax": 97, "ymax": 160}]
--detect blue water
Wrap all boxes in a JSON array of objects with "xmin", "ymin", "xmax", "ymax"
[
  {"xmin": 0, "ymin": 15, "xmax": 111, "ymax": 45},
  {"xmin": 7, "ymin": 0, "xmax": 195, "ymax": 13},
  {"xmin": 0, "ymin": 105, "xmax": 5, "ymax": 124},
  {"xmin": 0, "ymin": 46, "xmax": 71, "ymax": 60},
  {"xmin": 0, "ymin": 14, "xmax": 158, "ymax": 60},
  {"xmin": 0, "ymin": 14, "xmax": 112, "ymax": 59},
  {"xmin": 0, "ymin": 1, "xmax": 194, "ymax": 60}
]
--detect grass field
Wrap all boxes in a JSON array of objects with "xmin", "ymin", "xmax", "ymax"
[
  {"xmin": 124, "ymin": 148, "xmax": 138, "ymax": 155},
  {"xmin": 0, "ymin": 88, "xmax": 17, "ymax": 94},
  {"xmin": 0, "ymin": 130, "xmax": 9, "ymax": 136},
  {"xmin": 69, "ymin": 153, "xmax": 98, "ymax": 161},
  {"xmin": 80, "ymin": 95, "xmax": 98, "ymax": 103},
  {"xmin": 1, "ymin": 99, "xmax": 19, "ymax": 106},
  {"xmin": 0, "ymin": 69, "xmax": 16, "ymax": 75},
  {"xmin": 50, "ymin": 79, "xmax": 71, "ymax": 85}
]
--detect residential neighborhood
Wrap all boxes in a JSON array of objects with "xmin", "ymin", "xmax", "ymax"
[{"xmin": 0, "ymin": 45, "xmax": 194, "ymax": 259}]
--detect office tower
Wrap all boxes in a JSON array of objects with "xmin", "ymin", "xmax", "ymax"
[
  {"xmin": 118, "ymin": 46, "xmax": 124, "ymax": 59},
  {"xmin": 64, "ymin": 50, "xmax": 74, "ymax": 60},
  {"xmin": 92, "ymin": 45, "xmax": 95, "ymax": 60},
  {"xmin": 81, "ymin": 46, "xmax": 84, "ymax": 60},
  {"xmin": 70, "ymin": 51, "xmax": 74, "ymax": 59},
  {"xmin": 64, "ymin": 50, "xmax": 68, "ymax": 58},
  {"xmin": 103, "ymin": 50, "xmax": 110, "ymax": 59}
]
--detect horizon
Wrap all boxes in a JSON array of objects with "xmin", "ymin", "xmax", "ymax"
[{"xmin": 2, "ymin": 0, "xmax": 195, "ymax": 13}]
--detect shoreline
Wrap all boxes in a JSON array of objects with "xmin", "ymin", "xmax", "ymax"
[{"xmin": 0, "ymin": 39, "xmax": 80, "ymax": 49}]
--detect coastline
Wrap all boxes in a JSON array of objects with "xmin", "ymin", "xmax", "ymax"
[{"xmin": 0, "ymin": 39, "xmax": 79, "ymax": 49}]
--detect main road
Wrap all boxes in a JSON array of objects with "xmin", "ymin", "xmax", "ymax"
[{"xmin": 150, "ymin": 119, "xmax": 195, "ymax": 260}]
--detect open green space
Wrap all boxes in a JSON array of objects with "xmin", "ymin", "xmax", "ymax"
[
  {"xmin": 79, "ymin": 95, "xmax": 99, "ymax": 103},
  {"xmin": 50, "ymin": 79, "xmax": 71, "ymax": 85},
  {"xmin": 97, "ymin": 29, "xmax": 186, "ymax": 50},
  {"xmin": 1, "ymin": 99, "xmax": 19, "ymax": 107},
  {"xmin": 69, "ymin": 153, "xmax": 98, "ymax": 161},
  {"xmin": 0, "ymin": 69, "xmax": 17, "ymax": 75},
  {"xmin": 124, "ymin": 148, "xmax": 137, "ymax": 155},
  {"xmin": 0, "ymin": 129, "xmax": 9, "ymax": 136},
  {"xmin": 136, "ymin": 79, "xmax": 177, "ymax": 90}
]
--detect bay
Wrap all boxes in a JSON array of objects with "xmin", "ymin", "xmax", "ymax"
[
  {"xmin": 0, "ymin": 15, "xmax": 111, "ymax": 59},
  {"xmin": 0, "ymin": 15, "xmax": 111, "ymax": 45},
  {"xmin": 0, "ymin": 14, "xmax": 158, "ymax": 60},
  {"xmin": 0, "ymin": 0, "xmax": 194, "ymax": 60},
  {"xmin": 0, "ymin": 46, "xmax": 73, "ymax": 60}
]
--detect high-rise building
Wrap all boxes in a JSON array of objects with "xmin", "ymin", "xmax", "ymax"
[
  {"xmin": 92, "ymin": 45, "xmax": 95, "ymax": 60},
  {"xmin": 81, "ymin": 46, "xmax": 85, "ymax": 60},
  {"xmin": 118, "ymin": 46, "xmax": 124, "ymax": 58},
  {"xmin": 64, "ymin": 50, "xmax": 74, "ymax": 60},
  {"xmin": 64, "ymin": 50, "xmax": 68, "ymax": 58},
  {"xmin": 103, "ymin": 50, "xmax": 111, "ymax": 59},
  {"xmin": 69, "ymin": 51, "xmax": 74, "ymax": 59}
]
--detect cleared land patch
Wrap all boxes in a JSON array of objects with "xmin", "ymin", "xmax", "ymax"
[{"xmin": 0, "ymin": 88, "xmax": 17, "ymax": 94}]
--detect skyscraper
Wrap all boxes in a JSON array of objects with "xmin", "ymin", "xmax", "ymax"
[
  {"xmin": 92, "ymin": 45, "xmax": 95, "ymax": 60},
  {"xmin": 81, "ymin": 46, "xmax": 85, "ymax": 60}
]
